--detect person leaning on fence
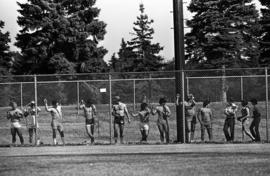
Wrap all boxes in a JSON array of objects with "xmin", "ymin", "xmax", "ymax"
[
  {"xmin": 79, "ymin": 99, "xmax": 97, "ymax": 144},
  {"xmin": 197, "ymin": 100, "xmax": 213, "ymax": 142},
  {"xmin": 249, "ymin": 98, "xmax": 261, "ymax": 142},
  {"xmin": 7, "ymin": 102, "xmax": 24, "ymax": 145},
  {"xmin": 223, "ymin": 101, "xmax": 238, "ymax": 142},
  {"xmin": 237, "ymin": 100, "xmax": 255, "ymax": 141},
  {"xmin": 23, "ymin": 101, "xmax": 41, "ymax": 145},
  {"xmin": 112, "ymin": 96, "xmax": 131, "ymax": 144},
  {"xmin": 132, "ymin": 102, "xmax": 151, "ymax": 143},
  {"xmin": 44, "ymin": 99, "xmax": 65, "ymax": 145},
  {"xmin": 152, "ymin": 97, "xmax": 171, "ymax": 144},
  {"xmin": 176, "ymin": 93, "xmax": 197, "ymax": 143}
]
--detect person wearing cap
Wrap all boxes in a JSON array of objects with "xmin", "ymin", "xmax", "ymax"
[
  {"xmin": 79, "ymin": 99, "xmax": 97, "ymax": 144},
  {"xmin": 223, "ymin": 100, "xmax": 238, "ymax": 142},
  {"xmin": 237, "ymin": 100, "xmax": 255, "ymax": 141},
  {"xmin": 176, "ymin": 93, "xmax": 197, "ymax": 143},
  {"xmin": 44, "ymin": 99, "xmax": 65, "ymax": 145},
  {"xmin": 112, "ymin": 96, "xmax": 130, "ymax": 144},
  {"xmin": 152, "ymin": 97, "xmax": 171, "ymax": 144},
  {"xmin": 24, "ymin": 101, "xmax": 41, "ymax": 145},
  {"xmin": 7, "ymin": 102, "xmax": 24, "ymax": 145},
  {"xmin": 249, "ymin": 98, "xmax": 261, "ymax": 142}
]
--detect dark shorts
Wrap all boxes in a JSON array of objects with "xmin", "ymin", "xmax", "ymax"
[
  {"xmin": 85, "ymin": 118, "xmax": 95, "ymax": 125},
  {"xmin": 51, "ymin": 120, "xmax": 64, "ymax": 131},
  {"xmin": 114, "ymin": 116, "xmax": 125, "ymax": 124}
]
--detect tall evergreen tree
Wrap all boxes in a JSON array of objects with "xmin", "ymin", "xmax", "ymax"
[
  {"xmin": 186, "ymin": 0, "xmax": 261, "ymax": 69},
  {"xmin": 0, "ymin": 20, "xmax": 11, "ymax": 75},
  {"xmin": 185, "ymin": 0, "xmax": 261, "ymax": 102},
  {"xmin": 109, "ymin": 4, "xmax": 164, "ymax": 72},
  {"xmin": 259, "ymin": 0, "xmax": 270, "ymax": 67},
  {"xmin": 16, "ymin": 0, "xmax": 108, "ymax": 74}
]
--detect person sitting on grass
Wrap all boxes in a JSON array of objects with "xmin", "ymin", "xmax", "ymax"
[
  {"xmin": 197, "ymin": 99, "xmax": 213, "ymax": 142},
  {"xmin": 249, "ymin": 98, "xmax": 261, "ymax": 142},
  {"xmin": 7, "ymin": 102, "xmax": 24, "ymax": 146},
  {"xmin": 44, "ymin": 99, "xmax": 65, "ymax": 146},
  {"xmin": 79, "ymin": 99, "xmax": 97, "ymax": 144},
  {"xmin": 237, "ymin": 100, "xmax": 255, "ymax": 141},
  {"xmin": 24, "ymin": 101, "xmax": 41, "ymax": 145},
  {"xmin": 152, "ymin": 97, "xmax": 171, "ymax": 144},
  {"xmin": 223, "ymin": 100, "xmax": 238, "ymax": 142},
  {"xmin": 131, "ymin": 102, "xmax": 151, "ymax": 143}
]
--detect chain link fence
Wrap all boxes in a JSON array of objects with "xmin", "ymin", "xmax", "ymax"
[{"xmin": 0, "ymin": 68, "xmax": 269, "ymax": 145}]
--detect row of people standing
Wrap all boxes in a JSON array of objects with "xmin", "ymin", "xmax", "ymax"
[{"xmin": 6, "ymin": 95, "xmax": 261, "ymax": 145}]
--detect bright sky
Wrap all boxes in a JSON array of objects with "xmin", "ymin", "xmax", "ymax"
[{"xmin": 0, "ymin": 0, "xmax": 264, "ymax": 62}]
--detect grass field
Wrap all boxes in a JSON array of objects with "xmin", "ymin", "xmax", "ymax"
[
  {"xmin": 0, "ymin": 144, "xmax": 270, "ymax": 176},
  {"xmin": 0, "ymin": 102, "xmax": 269, "ymax": 145}
]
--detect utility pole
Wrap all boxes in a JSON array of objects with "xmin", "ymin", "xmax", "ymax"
[{"xmin": 173, "ymin": 0, "xmax": 185, "ymax": 143}]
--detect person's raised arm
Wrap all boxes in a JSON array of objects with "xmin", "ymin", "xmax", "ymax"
[
  {"xmin": 79, "ymin": 100, "xmax": 85, "ymax": 110},
  {"xmin": 44, "ymin": 99, "xmax": 50, "ymax": 112}
]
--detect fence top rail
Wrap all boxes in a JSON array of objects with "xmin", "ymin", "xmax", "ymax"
[
  {"xmin": 0, "ymin": 67, "xmax": 269, "ymax": 78},
  {"xmin": 0, "ymin": 74, "xmax": 269, "ymax": 85}
]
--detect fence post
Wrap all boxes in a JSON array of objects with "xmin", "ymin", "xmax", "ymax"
[
  {"xmin": 133, "ymin": 79, "xmax": 136, "ymax": 111},
  {"xmin": 240, "ymin": 76, "xmax": 244, "ymax": 101},
  {"xmin": 34, "ymin": 75, "xmax": 38, "ymax": 145},
  {"xmin": 265, "ymin": 67, "xmax": 269, "ymax": 142},
  {"xmin": 186, "ymin": 77, "xmax": 189, "ymax": 95},
  {"xmin": 20, "ymin": 82, "xmax": 23, "ymax": 109},
  {"xmin": 76, "ymin": 81, "xmax": 80, "ymax": 117},
  {"xmin": 109, "ymin": 74, "xmax": 112, "ymax": 144},
  {"xmin": 149, "ymin": 74, "xmax": 152, "ymax": 101},
  {"xmin": 181, "ymin": 70, "xmax": 186, "ymax": 143}
]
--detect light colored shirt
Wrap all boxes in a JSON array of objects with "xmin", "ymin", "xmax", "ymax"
[
  {"xmin": 184, "ymin": 101, "xmax": 196, "ymax": 117},
  {"xmin": 24, "ymin": 106, "xmax": 41, "ymax": 128},
  {"xmin": 224, "ymin": 104, "xmax": 238, "ymax": 118},
  {"xmin": 7, "ymin": 109, "xmax": 23, "ymax": 123}
]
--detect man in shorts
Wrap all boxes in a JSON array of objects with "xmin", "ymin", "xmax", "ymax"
[
  {"xmin": 112, "ymin": 96, "xmax": 130, "ymax": 144},
  {"xmin": 152, "ymin": 97, "xmax": 171, "ymax": 144},
  {"xmin": 197, "ymin": 100, "xmax": 213, "ymax": 142},
  {"xmin": 24, "ymin": 101, "xmax": 41, "ymax": 145},
  {"xmin": 7, "ymin": 102, "xmax": 24, "ymax": 145},
  {"xmin": 132, "ymin": 102, "xmax": 151, "ymax": 143},
  {"xmin": 223, "ymin": 101, "xmax": 238, "ymax": 142},
  {"xmin": 237, "ymin": 100, "xmax": 255, "ymax": 141},
  {"xmin": 79, "ymin": 99, "xmax": 97, "ymax": 144},
  {"xmin": 44, "ymin": 99, "xmax": 65, "ymax": 145}
]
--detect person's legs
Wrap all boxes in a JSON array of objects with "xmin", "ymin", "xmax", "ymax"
[
  {"xmin": 254, "ymin": 118, "xmax": 261, "ymax": 141},
  {"xmin": 52, "ymin": 129, "xmax": 57, "ymax": 145},
  {"xmin": 29, "ymin": 128, "xmax": 34, "ymax": 144},
  {"xmin": 223, "ymin": 119, "xmax": 230, "ymax": 141},
  {"xmin": 201, "ymin": 124, "xmax": 205, "ymax": 142},
  {"xmin": 113, "ymin": 122, "xmax": 118, "ymax": 143},
  {"xmin": 249, "ymin": 120, "xmax": 256, "ymax": 140},
  {"xmin": 185, "ymin": 118, "xmax": 191, "ymax": 143},
  {"xmin": 229, "ymin": 118, "xmax": 235, "ymax": 141},
  {"xmin": 90, "ymin": 124, "xmax": 95, "ymax": 143},
  {"xmin": 243, "ymin": 121, "xmax": 255, "ymax": 141},
  {"xmin": 57, "ymin": 125, "xmax": 65, "ymax": 145},
  {"xmin": 206, "ymin": 124, "xmax": 213, "ymax": 141},
  {"xmin": 164, "ymin": 122, "xmax": 170, "ymax": 144},
  {"xmin": 119, "ymin": 123, "xmax": 124, "ymax": 144},
  {"xmin": 157, "ymin": 122, "xmax": 165, "ymax": 143},
  {"xmin": 190, "ymin": 116, "xmax": 196, "ymax": 142},
  {"xmin": 16, "ymin": 128, "xmax": 24, "ymax": 145},
  {"xmin": 11, "ymin": 128, "xmax": 16, "ymax": 144}
]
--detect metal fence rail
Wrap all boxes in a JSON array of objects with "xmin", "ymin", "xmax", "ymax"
[{"xmin": 0, "ymin": 67, "xmax": 269, "ymax": 145}]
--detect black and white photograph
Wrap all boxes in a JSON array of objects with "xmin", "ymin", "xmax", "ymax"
[{"xmin": 0, "ymin": 0, "xmax": 270, "ymax": 175}]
